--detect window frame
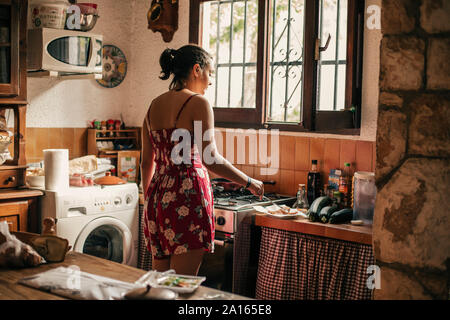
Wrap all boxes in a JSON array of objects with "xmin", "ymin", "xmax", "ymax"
[{"xmin": 189, "ymin": 0, "xmax": 365, "ymax": 134}]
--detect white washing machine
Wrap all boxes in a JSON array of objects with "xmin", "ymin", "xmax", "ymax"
[{"xmin": 40, "ymin": 183, "xmax": 139, "ymax": 267}]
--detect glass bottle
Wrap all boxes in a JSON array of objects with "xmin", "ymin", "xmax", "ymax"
[
  {"xmin": 293, "ymin": 184, "xmax": 309, "ymax": 209},
  {"xmin": 307, "ymin": 160, "xmax": 321, "ymax": 206},
  {"xmin": 339, "ymin": 162, "xmax": 352, "ymax": 207}
]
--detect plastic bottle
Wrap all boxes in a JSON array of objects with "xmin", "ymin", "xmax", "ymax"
[
  {"xmin": 307, "ymin": 160, "xmax": 321, "ymax": 206},
  {"xmin": 293, "ymin": 184, "xmax": 309, "ymax": 209},
  {"xmin": 339, "ymin": 162, "xmax": 352, "ymax": 207}
]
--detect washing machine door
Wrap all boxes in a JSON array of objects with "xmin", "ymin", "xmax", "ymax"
[{"xmin": 74, "ymin": 217, "xmax": 132, "ymax": 265}]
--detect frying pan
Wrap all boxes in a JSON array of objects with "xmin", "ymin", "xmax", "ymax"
[{"xmin": 211, "ymin": 178, "xmax": 276, "ymax": 191}]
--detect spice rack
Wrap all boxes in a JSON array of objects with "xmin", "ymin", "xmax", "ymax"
[{"xmin": 87, "ymin": 128, "xmax": 141, "ymax": 159}]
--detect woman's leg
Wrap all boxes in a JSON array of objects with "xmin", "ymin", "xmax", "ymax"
[
  {"xmin": 169, "ymin": 249, "xmax": 205, "ymax": 276},
  {"xmin": 152, "ymin": 256, "xmax": 170, "ymax": 272}
]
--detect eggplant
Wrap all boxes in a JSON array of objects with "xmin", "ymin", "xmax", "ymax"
[
  {"xmin": 329, "ymin": 208, "xmax": 354, "ymax": 224},
  {"xmin": 307, "ymin": 196, "xmax": 332, "ymax": 222},
  {"xmin": 318, "ymin": 205, "xmax": 339, "ymax": 223}
]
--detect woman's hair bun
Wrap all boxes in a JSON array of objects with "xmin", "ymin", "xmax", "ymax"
[{"xmin": 159, "ymin": 48, "xmax": 178, "ymax": 80}]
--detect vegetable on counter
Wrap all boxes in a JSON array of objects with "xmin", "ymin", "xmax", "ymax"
[
  {"xmin": 307, "ymin": 196, "xmax": 332, "ymax": 222},
  {"xmin": 329, "ymin": 208, "xmax": 354, "ymax": 224},
  {"xmin": 319, "ymin": 205, "xmax": 339, "ymax": 223}
]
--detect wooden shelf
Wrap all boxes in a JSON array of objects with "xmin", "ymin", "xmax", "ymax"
[
  {"xmin": 87, "ymin": 129, "xmax": 141, "ymax": 174},
  {"xmin": 0, "ymin": 42, "xmax": 11, "ymax": 47}
]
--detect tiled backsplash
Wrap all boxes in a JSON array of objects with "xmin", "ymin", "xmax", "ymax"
[
  {"xmin": 208, "ymin": 132, "xmax": 375, "ymax": 196},
  {"xmin": 20, "ymin": 127, "xmax": 375, "ymax": 196}
]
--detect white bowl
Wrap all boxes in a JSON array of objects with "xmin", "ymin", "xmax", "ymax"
[{"xmin": 26, "ymin": 175, "xmax": 45, "ymax": 188}]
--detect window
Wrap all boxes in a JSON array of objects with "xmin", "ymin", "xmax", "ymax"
[{"xmin": 190, "ymin": 0, "xmax": 364, "ymax": 133}]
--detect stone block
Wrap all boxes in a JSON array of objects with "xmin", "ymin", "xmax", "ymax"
[
  {"xmin": 373, "ymin": 158, "xmax": 450, "ymax": 271},
  {"xmin": 420, "ymin": 0, "xmax": 450, "ymax": 34},
  {"xmin": 408, "ymin": 94, "xmax": 450, "ymax": 157},
  {"xmin": 375, "ymin": 109, "xmax": 407, "ymax": 179},
  {"xmin": 380, "ymin": 37, "xmax": 425, "ymax": 91},
  {"xmin": 381, "ymin": 0, "xmax": 415, "ymax": 35},
  {"xmin": 373, "ymin": 266, "xmax": 447, "ymax": 300},
  {"xmin": 427, "ymin": 38, "xmax": 450, "ymax": 90},
  {"xmin": 379, "ymin": 92, "xmax": 403, "ymax": 108}
]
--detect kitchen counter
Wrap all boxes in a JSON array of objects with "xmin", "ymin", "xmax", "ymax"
[
  {"xmin": 0, "ymin": 252, "xmax": 250, "ymax": 300},
  {"xmin": 254, "ymin": 213, "xmax": 372, "ymax": 245},
  {"xmin": 252, "ymin": 213, "xmax": 374, "ymax": 299}
]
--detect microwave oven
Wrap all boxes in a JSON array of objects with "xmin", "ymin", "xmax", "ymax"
[{"xmin": 27, "ymin": 28, "xmax": 103, "ymax": 75}]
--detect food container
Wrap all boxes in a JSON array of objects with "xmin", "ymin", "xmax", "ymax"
[
  {"xmin": 26, "ymin": 167, "xmax": 45, "ymax": 187},
  {"xmin": 135, "ymin": 269, "xmax": 206, "ymax": 294},
  {"xmin": 69, "ymin": 173, "xmax": 94, "ymax": 187},
  {"xmin": 26, "ymin": 175, "xmax": 45, "ymax": 188},
  {"xmin": 30, "ymin": 1, "xmax": 69, "ymax": 29},
  {"xmin": 93, "ymin": 172, "xmax": 125, "ymax": 185},
  {"xmin": 352, "ymin": 171, "xmax": 376, "ymax": 225}
]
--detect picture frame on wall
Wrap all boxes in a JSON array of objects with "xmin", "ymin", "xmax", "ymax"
[{"xmin": 117, "ymin": 150, "xmax": 140, "ymax": 183}]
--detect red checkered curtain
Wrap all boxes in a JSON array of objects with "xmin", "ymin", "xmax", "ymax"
[
  {"xmin": 138, "ymin": 204, "xmax": 153, "ymax": 270},
  {"xmin": 255, "ymin": 227, "xmax": 374, "ymax": 300}
]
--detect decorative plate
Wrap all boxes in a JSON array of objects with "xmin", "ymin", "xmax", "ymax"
[{"xmin": 96, "ymin": 45, "xmax": 127, "ymax": 88}]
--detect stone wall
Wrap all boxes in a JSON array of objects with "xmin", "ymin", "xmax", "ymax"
[{"xmin": 373, "ymin": 0, "xmax": 450, "ymax": 299}]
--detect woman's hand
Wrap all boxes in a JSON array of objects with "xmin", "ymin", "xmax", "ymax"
[{"xmin": 248, "ymin": 178, "xmax": 264, "ymax": 200}]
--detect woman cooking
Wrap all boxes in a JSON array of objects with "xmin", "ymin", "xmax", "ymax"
[{"xmin": 141, "ymin": 44, "xmax": 264, "ymax": 276}]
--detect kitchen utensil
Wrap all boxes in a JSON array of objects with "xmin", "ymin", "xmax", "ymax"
[
  {"xmin": 94, "ymin": 171, "xmax": 125, "ymax": 185},
  {"xmin": 211, "ymin": 178, "xmax": 275, "ymax": 192}
]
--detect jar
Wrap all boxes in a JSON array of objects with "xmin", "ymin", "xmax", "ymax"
[
  {"xmin": 333, "ymin": 191, "xmax": 342, "ymax": 208},
  {"xmin": 30, "ymin": 1, "xmax": 69, "ymax": 29},
  {"xmin": 353, "ymin": 172, "xmax": 376, "ymax": 225}
]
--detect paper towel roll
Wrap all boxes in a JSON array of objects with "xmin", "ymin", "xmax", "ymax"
[{"xmin": 44, "ymin": 149, "xmax": 69, "ymax": 191}]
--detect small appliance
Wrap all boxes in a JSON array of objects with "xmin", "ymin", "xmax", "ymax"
[{"xmin": 27, "ymin": 27, "xmax": 103, "ymax": 76}]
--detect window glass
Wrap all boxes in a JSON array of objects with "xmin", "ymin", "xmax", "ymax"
[
  {"xmin": 317, "ymin": 0, "xmax": 348, "ymax": 111},
  {"xmin": 201, "ymin": 0, "xmax": 258, "ymax": 109}
]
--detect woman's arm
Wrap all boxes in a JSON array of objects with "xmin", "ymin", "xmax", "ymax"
[
  {"xmin": 192, "ymin": 96, "xmax": 264, "ymax": 196},
  {"xmin": 141, "ymin": 117, "xmax": 156, "ymax": 195}
]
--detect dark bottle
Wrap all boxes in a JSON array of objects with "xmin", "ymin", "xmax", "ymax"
[
  {"xmin": 339, "ymin": 162, "xmax": 352, "ymax": 207},
  {"xmin": 307, "ymin": 160, "xmax": 321, "ymax": 206}
]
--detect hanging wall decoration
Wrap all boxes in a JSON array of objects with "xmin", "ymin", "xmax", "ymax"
[
  {"xmin": 147, "ymin": 0, "xmax": 178, "ymax": 42},
  {"xmin": 96, "ymin": 45, "xmax": 127, "ymax": 88}
]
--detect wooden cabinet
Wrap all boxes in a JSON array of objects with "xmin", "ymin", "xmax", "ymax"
[
  {"xmin": 0, "ymin": 0, "xmax": 27, "ymax": 188},
  {"xmin": 0, "ymin": 0, "xmax": 27, "ymax": 102},
  {"xmin": 0, "ymin": 0, "xmax": 39, "ymax": 235},
  {"xmin": 0, "ymin": 189, "xmax": 43, "ymax": 233}
]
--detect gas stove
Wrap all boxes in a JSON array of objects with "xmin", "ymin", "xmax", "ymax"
[{"xmin": 213, "ymin": 189, "xmax": 296, "ymax": 236}]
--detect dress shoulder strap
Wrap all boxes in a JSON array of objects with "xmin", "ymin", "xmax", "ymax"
[{"xmin": 174, "ymin": 94, "xmax": 199, "ymax": 128}]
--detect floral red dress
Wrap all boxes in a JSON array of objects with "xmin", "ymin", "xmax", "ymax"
[{"xmin": 143, "ymin": 95, "xmax": 215, "ymax": 260}]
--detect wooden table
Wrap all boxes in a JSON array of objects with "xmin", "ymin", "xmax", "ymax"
[{"xmin": 0, "ymin": 252, "xmax": 249, "ymax": 300}]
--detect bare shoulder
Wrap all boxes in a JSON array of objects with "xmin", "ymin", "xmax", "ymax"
[
  {"xmin": 191, "ymin": 95, "xmax": 212, "ymax": 113},
  {"xmin": 151, "ymin": 91, "xmax": 170, "ymax": 106}
]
